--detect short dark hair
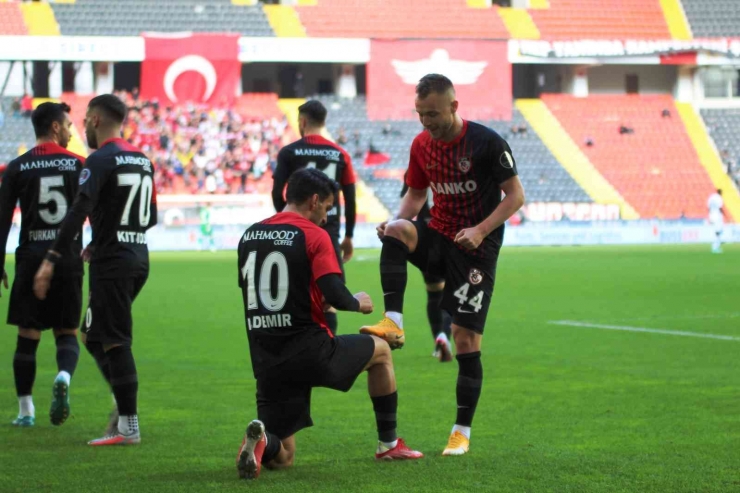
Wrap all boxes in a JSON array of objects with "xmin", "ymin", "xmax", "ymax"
[
  {"xmin": 31, "ymin": 102, "xmax": 71, "ymax": 138},
  {"xmin": 286, "ymin": 168, "xmax": 338, "ymax": 205},
  {"xmin": 416, "ymin": 74, "xmax": 455, "ymax": 99},
  {"xmin": 298, "ymin": 100, "xmax": 327, "ymax": 126},
  {"xmin": 88, "ymin": 94, "xmax": 127, "ymax": 124}
]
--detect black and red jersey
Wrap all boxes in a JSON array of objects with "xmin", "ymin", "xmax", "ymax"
[
  {"xmin": 406, "ymin": 120, "xmax": 518, "ymax": 257},
  {"xmin": 0, "ymin": 143, "xmax": 85, "ymax": 276},
  {"xmin": 274, "ymin": 135, "xmax": 355, "ymax": 237},
  {"xmin": 78, "ymin": 138, "xmax": 157, "ymax": 278},
  {"xmin": 238, "ymin": 211, "xmax": 342, "ymax": 376}
]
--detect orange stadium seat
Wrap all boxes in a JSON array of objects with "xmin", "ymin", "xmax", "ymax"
[
  {"xmin": 542, "ymin": 94, "xmax": 714, "ymax": 219},
  {"xmin": 295, "ymin": 0, "xmax": 509, "ymax": 39},
  {"xmin": 530, "ymin": 0, "xmax": 671, "ymax": 40},
  {"xmin": 0, "ymin": 3, "xmax": 29, "ymax": 36}
]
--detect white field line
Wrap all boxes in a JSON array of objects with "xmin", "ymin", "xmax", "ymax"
[
  {"xmin": 613, "ymin": 313, "xmax": 740, "ymax": 322},
  {"xmin": 549, "ymin": 320, "xmax": 740, "ymax": 342}
]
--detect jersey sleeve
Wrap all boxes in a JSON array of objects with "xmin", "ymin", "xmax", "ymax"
[
  {"xmin": 339, "ymin": 149, "xmax": 356, "ymax": 186},
  {"xmin": 489, "ymin": 134, "xmax": 518, "ymax": 185},
  {"xmin": 305, "ymin": 225, "xmax": 342, "ymax": 281},
  {"xmin": 78, "ymin": 154, "xmax": 112, "ymax": 204},
  {"xmin": 272, "ymin": 148, "xmax": 291, "ymax": 212},
  {"xmin": 405, "ymin": 137, "xmax": 429, "ymax": 189},
  {"xmin": 0, "ymin": 164, "xmax": 19, "ymax": 275}
]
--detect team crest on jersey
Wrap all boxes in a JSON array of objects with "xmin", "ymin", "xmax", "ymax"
[
  {"xmin": 500, "ymin": 151, "xmax": 514, "ymax": 169},
  {"xmin": 79, "ymin": 168, "xmax": 91, "ymax": 185},
  {"xmin": 469, "ymin": 268, "xmax": 483, "ymax": 285},
  {"xmin": 458, "ymin": 157, "xmax": 472, "ymax": 174}
]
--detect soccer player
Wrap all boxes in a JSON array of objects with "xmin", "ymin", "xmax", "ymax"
[
  {"xmin": 33, "ymin": 94, "xmax": 157, "ymax": 445},
  {"xmin": 271, "ymin": 100, "xmax": 356, "ymax": 335},
  {"xmin": 0, "ymin": 102, "xmax": 84, "ymax": 427},
  {"xmin": 708, "ymin": 189, "xmax": 724, "ymax": 254},
  {"xmin": 361, "ymin": 74, "xmax": 525, "ymax": 456},
  {"xmin": 236, "ymin": 168, "xmax": 422, "ymax": 480},
  {"xmin": 199, "ymin": 202, "xmax": 215, "ymax": 252},
  {"xmin": 400, "ymin": 176, "xmax": 452, "ymax": 362}
]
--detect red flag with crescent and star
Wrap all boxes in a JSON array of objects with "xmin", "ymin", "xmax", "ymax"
[{"xmin": 140, "ymin": 33, "xmax": 240, "ymax": 106}]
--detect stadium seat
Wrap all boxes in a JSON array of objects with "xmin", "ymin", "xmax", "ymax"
[
  {"xmin": 543, "ymin": 94, "xmax": 714, "ymax": 219},
  {"xmin": 682, "ymin": 0, "xmax": 740, "ymax": 37},
  {"xmin": 0, "ymin": 3, "xmax": 29, "ymax": 35}
]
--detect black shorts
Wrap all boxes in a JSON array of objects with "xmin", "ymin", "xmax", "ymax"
[
  {"xmin": 7, "ymin": 258, "xmax": 82, "ymax": 330},
  {"xmin": 410, "ymin": 218, "xmax": 444, "ymax": 285},
  {"xmin": 407, "ymin": 222, "xmax": 499, "ymax": 333},
  {"xmin": 81, "ymin": 273, "xmax": 148, "ymax": 345},
  {"xmin": 256, "ymin": 334, "xmax": 375, "ymax": 439}
]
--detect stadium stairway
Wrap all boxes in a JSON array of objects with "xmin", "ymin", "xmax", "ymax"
[
  {"xmin": 19, "ymin": 1, "xmax": 61, "ymax": 36},
  {"xmin": 542, "ymin": 94, "xmax": 715, "ymax": 219},
  {"xmin": 658, "ymin": 0, "xmax": 692, "ymax": 40},
  {"xmin": 262, "ymin": 4, "xmax": 306, "ymax": 37},
  {"xmin": 677, "ymin": 104, "xmax": 740, "ymax": 221},
  {"xmin": 516, "ymin": 99, "xmax": 639, "ymax": 219},
  {"xmin": 498, "ymin": 7, "xmax": 541, "ymax": 39}
]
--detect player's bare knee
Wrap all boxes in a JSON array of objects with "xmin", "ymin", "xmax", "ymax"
[
  {"xmin": 426, "ymin": 281, "xmax": 444, "ymax": 292},
  {"xmin": 385, "ymin": 220, "xmax": 418, "ymax": 251},
  {"xmin": 366, "ymin": 336, "xmax": 392, "ymax": 369},
  {"xmin": 18, "ymin": 328, "xmax": 41, "ymax": 340},
  {"xmin": 452, "ymin": 325, "xmax": 481, "ymax": 354}
]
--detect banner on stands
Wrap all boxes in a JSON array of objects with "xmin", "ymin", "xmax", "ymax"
[
  {"xmin": 367, "ymin": 39, "xmax": 511, "ymax": 121},
  {"xmin": 522, "ymin": 202, "xmax": 621, "ymax": 222},
  {"xmin": 514, "ymin": 38, "xmax": 740, "ymax": 59},
  {"xmin": 140, "ymin": 33, "xmax": 241, "ymax": 105}
]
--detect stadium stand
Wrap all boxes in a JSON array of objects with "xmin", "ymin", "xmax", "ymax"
[
  {"xmin": 295, "ymin": 0, "xmax": 509, "ymax": 39},
  {"xmin": 0, "ymin": 2, "xmax": 28, "ymax": 36},
  {"xmin": 681, "ymin": 0, "xmax": 740, "ymax": 37},
  {"xmin": 542, "ymin": 94, "xmax": 715, "ymax": 219},
  {"xmin": 51, "ymin": 0, "xmax": 274, "ymax": 36},
  {"xmin": 701, "ymin": 108, "xmax": 740, "ymax": 187},
  {"xmin": 316, "ymin": 95, "xmax": 591, "ymax": 215},
  {"xmin": 529, "ymin": 0, "xmax": 671, "ymax": 40},
  {"xmin": 0, "ymin": 98, "xmax": 35, "ymax": 169}
]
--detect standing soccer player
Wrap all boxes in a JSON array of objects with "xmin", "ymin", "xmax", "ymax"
[
  {"xmin": 0, "ymin": 102, "xmax": 84, "ymax": 427},
  {"xmin": 400, "ymin": 176, "xmax": 452, "ymax": 362},
  {"xmin": 361, "ymin": 74, "xmax": 525, "ymax": 456},
  {"xmin": 34, "ymin": 94, "xmax": 157, "ymax": 445},
  {"xmin": 236, "ymin": 168, "xmax": 422, "ymax": 480},
  {"xmin": 708, "ymin": 189, "xmax": 724, "ymax": 254},
  {"xmin": 271, "ymin": 100, "xmax": 356, "ymax": 335}
]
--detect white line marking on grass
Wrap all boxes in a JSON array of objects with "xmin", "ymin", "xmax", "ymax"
[
  {"xmin": 614, "ymin": 313, "xmax": 740, "ymax": 322},
  {"xmin": 549, "ymin": 321, "xmax": 740, "ymax": 342}
]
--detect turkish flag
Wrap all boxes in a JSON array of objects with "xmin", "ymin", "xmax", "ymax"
[
  {"xmin": 140, "ymin": 33, "xmax": 240, "ymax": 106},
  {"xmin": 368, "ymin": 40, "xmax": 511, "ymax": 121}
]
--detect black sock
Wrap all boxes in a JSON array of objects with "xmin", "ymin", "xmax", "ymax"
[
  {"xmin": 426, "ymin": 290, "xmax": 444, "ymax": 340},
  {"xmin": 324, "ymin": 312, "xmax": 338, "ymax": 336},
  {"xmin": 441, "ymin": 310, "xmax": 452, "ymax": 340},
  {"xmin": 263, "ymin": 431, "xmax": 282, "ymax": 463},
  {"xmin": 371, "ymin": 391, "xmax": 398, "ymax": 443},
  {"xmin": 85, "ymin": 341, "xmax": 112, "ymax": 385},
  {"xmin": 107, "ymin": 345, "xmax": 138, "ymax": 416},
  {"xmin": 13, "ymin": 336, "xmax": 40, "ymax": 397},
  {"xmin": 455, "ymin": 352, "xmax": 483, "ymax": 427},
  {"xmin": 380, "ymin": 236, "xmax": 409, "ymax": 314},
  {"xmin": 55, "ymin": 334, "xmax": 80, "ymax": 376}
]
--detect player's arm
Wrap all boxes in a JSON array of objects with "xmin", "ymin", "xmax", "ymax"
[
  {"xmin": 316, "ymin": 274, "xmax": 372, "ymax": 313},
  {"xmin": 271, "ymin": 149, "xmax": 290, "ymax": 212},
  {"xmin": 147, "ymin": 177, "xmax": 158, "ymax": 230},
  {"xmin": 395, "ymin": 139, "xmax": 429, "ymax": 220},
  {"xmin": 339, "ymin": 150, "xmax": 356, "ymax": 261},
  {"xmin": 0, "ymin": 166, "xmax": 18, "ymax": 293}
]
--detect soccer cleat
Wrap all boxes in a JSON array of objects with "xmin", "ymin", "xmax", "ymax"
[
  {"xmin": 49, "ymin": 376, "xmax": 70, "ymax": 426},
  {"xmin": 88, "ymin": 431, "xmax": 140, "ymax": 446},
  {"xmin": 105, "ymin": 406, "xmax": 119, "ymax": 436},
  {"xmin": 360, "ymin": 317, "xmax": 405, "ymax": 349},
  {"xmin": 435, "ymin": 335, "xmax": 453, "ymax": 363},
  {"xmin": 442, "ymin": 431, "xmax": 470, "ymax": 456},
  {"xmin": 375, "ymin": 438, "xmax": 424, "ymax": 460},
  {"xmin": 11, "ymin": 415, "xmax": 35, "ymax": 427},
  {"xmin": 237, "ymin": 420, "xmax": 266, "ymax": 480}
]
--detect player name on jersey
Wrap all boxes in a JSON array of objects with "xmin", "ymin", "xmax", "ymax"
[
  {"xmin": 117, "ymin": 231, "xmax": 148, "ymax": 244},
  {"xmin": 28, "ymin": 229, "xmax": 59, "ymax": 241},
  {"xmin": 20, "ymin": 159, "xmax": 78, "ymax": 172},
  {"xmin": 247, "ymin": 313, "xmax": 293, "ymax": 331}
]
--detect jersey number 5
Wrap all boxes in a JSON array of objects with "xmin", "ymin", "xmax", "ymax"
[
  {"xmin": 118, "ymin": 173, "xmax": 153, "ymax": 227},
  {"xmin": 241, "ymin": 251, "xmax": 289, "ymax": 312},
  {"xmin": 38, "ymin": 175, "xmax": 68, "ymax": 225}
]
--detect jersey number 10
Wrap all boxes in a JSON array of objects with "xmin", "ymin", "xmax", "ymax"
[{"xmin": 241, "ymin": 251, "xmax": 289, "ymax": 312}]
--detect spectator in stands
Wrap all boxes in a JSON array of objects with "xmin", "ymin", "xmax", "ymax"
[
  {"xmin": 336, "ymin": 127, "xmax": 349, "ymax": 145},
  {"xmin": 10, "ymin": 98, "xmax": 21, "ymax": 117},
  {"xmin": 619, "ymin": 124, "xmax": 634, "ymax": 135},
  {"xmin": 585, "ymin": 136, "xmax": 594, "ymax": 147},
  {"xmin": 661, "ymin": 108, "xmax": 671, "ymax": 118},
  {"xmin": 20, "ymin": 94, "xmax": 32, "ymax": 118},
  {"xmin": 351, "ymin": 130, "xmax": 363, "ymax": 160}
]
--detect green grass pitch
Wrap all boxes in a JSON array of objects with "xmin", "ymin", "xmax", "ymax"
[{"xmin": 1, "ymin": 244, "xmax": 739, "ymax": 492}]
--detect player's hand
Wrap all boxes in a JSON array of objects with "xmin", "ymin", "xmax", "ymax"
[
  {"xmin": 376, "ymin": 221, "xmax": 388, "ymax": 240},
  {"xmin": 455, "ymin": 227, "xmax": 485, "ymax": 251},
  {"xmin": 33, "ymin": 260, "xmax": 55, "ymax": 300},
  {"xmin": 354, "ymin": 292, "xmax": 374, "ymax": 314},
  {"xmin": 340, "ymin": 237, "xmax": 354, "ymax": 262},
  {"xmin": 81, "ymin": 244, "xmax": 94, "ymax": 263},
  {"xmin": 0, "ymin": 270, "xmax": 8, "ymax": 297}
]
